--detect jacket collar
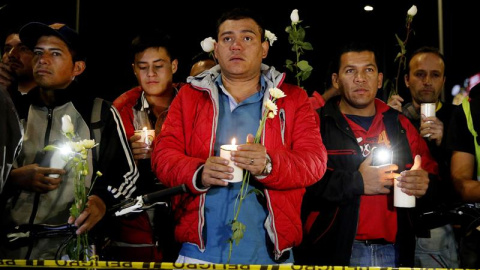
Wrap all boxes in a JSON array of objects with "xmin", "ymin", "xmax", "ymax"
[
  {"xmin": 188, "ymin": 63, "xmax": 286, "ymax": 92},
  {"xmin": 26, "ymin": 81, "xmax": 93, "ymax": 119}
]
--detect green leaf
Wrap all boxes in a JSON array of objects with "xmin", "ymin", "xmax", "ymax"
[
  {"xmin": 297, "ymin": 26, "xmax": 306, "ymax": 41},
  {"xmin": 394, "ymin": 52, "xmax": 402, "ymax": 62},
  {"xmin": 287, "ymin": 36, "xmax": 294, "ymax": 44},
  {"xmin": 297, "ymin": 60, "xmax": 312, "ymax": 71},
  {"xmin": 285, "ymin": 26, "xmax": 292, "ymax": 34},
  {"xmin": 43, "ymin": 145, "xmax": 56, "ymax": 151},
  {"xmin": 70, "ymin": 204, "xmax": 80, "ymax": 218},
  {"xmin": 395, "ymin": 34, "xmax": 404, "ymax": 49},
  {"xmin": 302, "ymin": 42, "xmax": 313, "ymax": 51},
  {"xmin": 230, "ymin": 220, "xmax": 246, "ymax": 246},
  {"xmin": 247, "ymin": 188, "xmax": 264, "ymax": 197},
  {"xmin": 76, "ymin": 162, "xmax": 83, "ymax": 172},
  {"xmin": 301, "ymin": 70, "xmax": 312, "ymax": 81}
]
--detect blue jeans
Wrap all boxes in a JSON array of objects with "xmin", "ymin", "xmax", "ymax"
[
  {"xmin": 415, "ymin": 224, "xmax": 459, "ymax": 268},
  {"xmin": 350, "ymin": 240, "xmax": 397, "ymax": 267}
]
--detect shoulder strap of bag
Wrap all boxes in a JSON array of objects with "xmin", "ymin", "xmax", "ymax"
[
  {"xmin": 90, "ymin": 97, "xmax": 105, "ymax": 161},
  {"xmin": 461, "ymin": 97, "xmax": 480, "ymax": 178}
]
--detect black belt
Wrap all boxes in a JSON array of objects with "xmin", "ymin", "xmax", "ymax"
[{"xmin": 354, "ymin": 239, "xmax": 391, "ymax": 245}]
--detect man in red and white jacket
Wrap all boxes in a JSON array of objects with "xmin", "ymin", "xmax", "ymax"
[{"xmin": 152, "ymin": 8, "xmax": 326, "ymax": 264}]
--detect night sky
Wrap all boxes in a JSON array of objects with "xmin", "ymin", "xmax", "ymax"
[{"xmin": 1, "ymin": 0, "xmax": 478, "ymax": 103}]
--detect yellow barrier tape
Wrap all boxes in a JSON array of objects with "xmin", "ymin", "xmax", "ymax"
[{"xmin": 0, "ymin": 260, "xmax": 470, "ymax": 270}]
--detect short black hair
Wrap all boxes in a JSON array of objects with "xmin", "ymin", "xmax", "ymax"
[
  {"xmin": 332, "ymin": 41, "xmax": 382, "ymax": 74},
  {"xmin": 407, "ymin": 46, "xmax": 446, "ymax": 76},
  {"xmin": 131, "ymin": 29, "xmax": 176, "ymax": 63},
  {"xmin": 216, "ymin": 8, "xmax": 265, "ymax": 41}
]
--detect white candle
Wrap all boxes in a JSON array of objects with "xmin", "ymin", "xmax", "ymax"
[
  {"xmin": 220, "ymin": 138, "xmax": 243, "ymax": 183},
  {"xmin": 394, "ymin": 178, "xmax": 416, "ymax": 208}
]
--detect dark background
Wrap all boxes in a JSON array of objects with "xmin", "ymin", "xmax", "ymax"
[{"xmin": 1, "ymin": 0, "xmax": 478, "ymax": 103}]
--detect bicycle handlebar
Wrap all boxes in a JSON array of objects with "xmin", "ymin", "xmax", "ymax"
[
  {"xmin": 110, "ymin": 184, "xmax": 187, "ymax": 216},
  {"xmin": 143, "ymin": 184, "xmax": 187, "ymax": 204}
]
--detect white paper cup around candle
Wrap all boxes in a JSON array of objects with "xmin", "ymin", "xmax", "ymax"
[
  {"xmin": 394, "ymin": 178, "xmax": 416, "ymax": 208},
  {"xmin": 420, "ymin": 103, "xmax": 435, "ymax": 138},
  {"xmin": 220, "ymin": 145, "xmax": 243, "ymax": 183},
  {"xmin": 134, "ymin": 128, "xmax": 155, "ymax": 148}
]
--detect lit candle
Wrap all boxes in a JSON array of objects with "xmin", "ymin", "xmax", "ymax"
[
  {"xmin": 142, "ymin": 126, "xmax": 148, "ymax": 144},
  {"xmin": 134, "ymin": 126, "xmax": 155, "ymax": 148},
  {"xmin": 219, "ymin": 138, "xmax": 243, "ymax": 183}
]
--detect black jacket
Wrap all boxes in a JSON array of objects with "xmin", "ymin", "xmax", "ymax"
[{"xmin": 295, "ymin": 97, "xmax": 439, "ymax": 266}]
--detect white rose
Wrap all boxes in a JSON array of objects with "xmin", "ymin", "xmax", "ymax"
[
  {"xmin": 265, "ymin": 100, "xmax": 278, "ymax": 116},
  {"xmin": 265, "ymin": 30, "xmax": 277, "ymax": 46},
  {"xmin": 269, "ymin": 88, "xmax": 287, "ymax": 99},
  {"xmin": 407, "ymin": 5, "xmax": 417, "ymax": 17},
  {"xmin": 61, "ymin": 114, "xmax": 74, "ymax": 134},
  {"xmin": 81, "ymin": 139, "xmax": 96, "ymax": 149},
  {"xmin": 290, "ymin": 9, "xmax": 299, "ymax": 24},
  {"xmin": 201, "ymin": 37, "xmax": 216, "ymax": 53}
]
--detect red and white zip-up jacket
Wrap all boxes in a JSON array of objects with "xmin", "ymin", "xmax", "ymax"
[{"xmin": 151, "ymin": 65, "xmax": 327, "ymax": 260}]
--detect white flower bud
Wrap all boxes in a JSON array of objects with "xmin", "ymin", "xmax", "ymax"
[
  {"xmin": 81, "ymin": 139, "xmax": 95, "ymax": 149},
  {"xmin": 265, "ymin": 30, "xmax": 277, "ymax": 46},
  {"xmin": 407, "ymin": 5, "xmax": 417, "ymax": 17},
  {"xmin": 265, "ymin": 100, "xmax": 278, "ymax": 116},
  {"xmin": 290, "ymin": 9, "xmax": 299, "ymax": 24},
  {"xmin": 268, "ymin": 112, "xmax": 275, "ymax": 119},
  {"xmin": 201, "ymin": 37, "xmax": 216, "ymax": 53},
  {"xmin": 269, "ymin": 88, "xmax": 287, "ymax": 99},
  {"xmin": 61, "ymin": 115, "xmax": 74, "ymax": 134}
]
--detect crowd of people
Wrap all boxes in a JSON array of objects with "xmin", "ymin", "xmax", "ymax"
[{"xmin": 1, "ymin": 7, "xmax": 480, "ymax": 268}]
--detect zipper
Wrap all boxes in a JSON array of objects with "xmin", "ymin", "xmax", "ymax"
[
  {"xmin": 44, "ymin": 108, "xmax": 53, "ymax": 146},
  {"xmin": 26, "ymin": 107, "xmax": 54, "ymax": 259}
]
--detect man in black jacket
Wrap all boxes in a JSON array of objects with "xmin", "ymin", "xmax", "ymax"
[
  {"xmin": 388, "ymin": 46, "xmax": 459, "ymax": 268},
  {"xmin": 295, "ymin": 42, "xmax": 439, "ymax": 267}
]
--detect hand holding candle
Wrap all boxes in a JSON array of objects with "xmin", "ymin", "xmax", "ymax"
[
  {"xmin": 394, "ymin": 177, "xmax": 416, "ymax": 208},
  {"xmin": 394, "ymin": 155, "xmax": 424, "ymax": 208},
  {"xmin": 220, "ymin": 138, "xmax": 243, "ymax": 183}
]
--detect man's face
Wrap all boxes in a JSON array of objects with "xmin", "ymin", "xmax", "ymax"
[
  {"xmin": 133, "ymin": 47, "xmax": 177, "ymax": 96},
  {"xmin": 405, "ymin": 52, "xmax": 445, "ymax": 105},
  {"xmin": 332, "ymin": 51, "xmax": 383, "ymax": 115},
  {"xmin": 2, "ymin": 33, "xmax": 34, "ymax": 79},
  {"xmin": 32, "ymin": 35, "xmax": 83, "ymax": 90},
  {"xmin": 214, "ymin": 18, "xmax": 268, "ymax": 80}
]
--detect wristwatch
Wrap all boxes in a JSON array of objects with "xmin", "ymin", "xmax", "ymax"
[{"xmin": 261, "ymin": 154, "xmax": 272, "ymax": 175}]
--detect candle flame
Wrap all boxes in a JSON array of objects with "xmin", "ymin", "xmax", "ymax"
[
  {"xmin": 231, "ymin": 138, "xmax": 236, "ymax": 146},
  {"xmin": 142, "ymin": 126, "xmax": 147, "ymax": 131}
]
